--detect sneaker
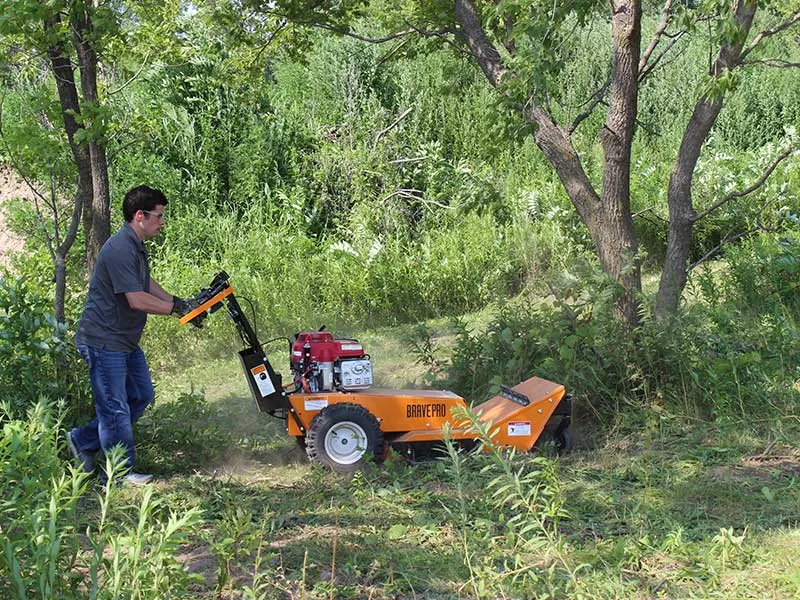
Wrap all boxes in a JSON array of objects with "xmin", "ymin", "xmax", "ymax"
[
  {"xmin": 68, "ymin": 431, "xmax": 95, "ymax": 473},
  {"xmin": 123, "ymin": 472, "xmax": 154, "ymax": 485}
]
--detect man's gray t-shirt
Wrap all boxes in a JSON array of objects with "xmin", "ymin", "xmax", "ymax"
[{"xmin": 75, "ymin": 224, "xmax": 151, "ymax": 352}]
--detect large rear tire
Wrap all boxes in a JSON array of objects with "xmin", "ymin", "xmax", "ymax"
[{"xmin": 306, "ymin": 403, "xmax": 385, "ymax": 473}]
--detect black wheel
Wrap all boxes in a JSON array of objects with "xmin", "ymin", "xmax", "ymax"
[
  {"xmin": 554, "ymin": 427, "xmax": 573, "ymax": 453},
  {"xmin": 306, "ymin": 403, "xmax": 385, "ymax": 472}
]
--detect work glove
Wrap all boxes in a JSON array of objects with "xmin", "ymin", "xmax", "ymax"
[{"xmin": 171, "ymin": 296, "xmax": 195, "ymax": 317}]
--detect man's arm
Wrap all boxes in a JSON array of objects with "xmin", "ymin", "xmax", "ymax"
[
  {"xmin": 148, "ymin": 279, "xmax": 173, "ymax": 302},
  {"xmin": 125, "ymin": 291, "xmax": 174, "ymax": 315}
]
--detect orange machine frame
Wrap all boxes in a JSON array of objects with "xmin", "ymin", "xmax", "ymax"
[{"xmin": 286, "ymin": 376, "xmax": 567, "ymax": 451}]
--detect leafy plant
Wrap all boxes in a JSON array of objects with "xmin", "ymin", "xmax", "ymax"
[
  {"xmin": 0, "ymin": 400, "xmax": 203, "ymax": 599},
  {"xmin": 0, "ymin": 275, "xmax": 90, "ymax": 421},
  {"xmin": 135, "ymin": 388, "xmax": 231, "ymax": 475}
]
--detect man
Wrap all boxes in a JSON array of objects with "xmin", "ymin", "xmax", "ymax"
[{"xmin": 68, "ymin": 185, "xmax": 192, "ymax": 484}]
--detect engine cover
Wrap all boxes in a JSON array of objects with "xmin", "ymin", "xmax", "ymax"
[{"xmin": 291, "ymin": 331, "xmax": 373, "ymax": 392}]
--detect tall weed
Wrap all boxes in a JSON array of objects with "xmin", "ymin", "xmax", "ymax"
[
  {"xmin": 439, "ymin": 411, "xmax": 574, "ymax": 598},
  {"xmin": 0, "ymin": 400, "xmax": 203, "ymax": 599}
]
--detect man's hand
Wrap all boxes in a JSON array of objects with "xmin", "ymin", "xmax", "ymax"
[{"xmin": 171, "ymin": 296, "xmax": 196, "ymax": 317}]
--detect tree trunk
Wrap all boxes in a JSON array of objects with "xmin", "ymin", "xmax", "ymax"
[
  {"xmin": 454, "ymin": 0, "xmax": 643, "ymax": 328},
  {"xmin": 597, "ymin": 0, "xmax": 642, "ymax": 326},
  {"xmin": 43, "ymin": 16, "xmax": 91, "ymax": 325},
  {"xmin": 44, "ymin": 14, "xmax": 93, "ymax": 263},
  {"xmin": 53, "ymin": 254, "xmax": 67, "ymax": 324},
  {"xmin": 654, "ymin": 1, "xmax": 758, "ymax": 318},
  {"xmin": 525, "ymin": 105, "xmax": 642, "ymax": 327},
  {"xmin": 73, "ymin": 3, "xmax": 110, "ymax": 271},
  {"xmin": 531, "ymin": 1, "xmax": 643, "ymax": 328}
]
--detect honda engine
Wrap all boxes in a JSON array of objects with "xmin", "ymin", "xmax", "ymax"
[{"xmin": 291, "ymin": 331, "xmax": 373, "ymax": 392}]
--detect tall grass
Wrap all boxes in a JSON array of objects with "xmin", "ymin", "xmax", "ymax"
[
  {"xmin": 141, "ymin": 206, "xmax": 553, "ymax": 364},
  {"xmin": 0, "ymin": 400, "xmax": 203, "ymax": 599}
]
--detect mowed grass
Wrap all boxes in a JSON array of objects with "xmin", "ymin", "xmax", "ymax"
[{"xmin": 131, "ymin": 323, "xmax": 800, "ymax": 599}]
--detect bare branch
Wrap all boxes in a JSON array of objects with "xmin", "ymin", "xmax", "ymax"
[
  {"xmin": 59, "ymin": 181, "xmax": 84, "ymax": 259},
  {"xmin": 375, "ymin": 37, "xmax": 412, "ymax": 68},
  {"xmin": 692, "ymin": 147, "xmax": 795, "ymax": 222},
  {"xmin": 688, "ymin": 182, "xmax": 789, "ymax": 273},
  {"xmin": 740, "ymin": 11, "xmax": 800, "ymax": 63},
  {"xmin": 401, "ymin": 21, "xmax": 471, "ymax": 62},
  {"xmin": 632, "ymin": 206, "xmax": 668, "ymax": 221},
  {"xmin": 388, "ymin": 156, "xmax": 428, "ymax": 165},
  {"xmin": 108, "ymin": 50, "xmax": 151, "ymax": 95},
  {"xmin": 639, "ymin": 33, "xmax": 685, "ymax": 81},
  {"xmin": 282, "ymin": 15, "xmax": 417, "ymax": 44},
  {"xmin": 374, "ymin": 106, "xmax": 414, "ymax": 144},
  {"xmin": 380, "ymin": 188, "xmax": 425, "ymax": 203},
  {"xmin": 48, "ymin": 175, "xmax": 62, "ymax": 249},
  {"xmin": 568, "ymin": 77, "xmax": 610, "ymax": 134},
  {"xmin": 741, "ymin": 58, "xmax": 800, "ymax": 69},
  {"xmin": 250, "ymin": 20, "xmax": 289, "ymax": 67},
  {"xmin": 381, "ymin": 188, "xmax": 455, "ymax": 210},
  {"xmin": 639, "ymin": 0, "xmax": 674, "ymax": 75},
  {"xmin": 688, "ymin": 228, "xmax": 756, "ymax": 272}
]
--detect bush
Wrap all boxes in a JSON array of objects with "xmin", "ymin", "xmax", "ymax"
[
  {"xmin": 711, "ymin": 233, "xmax": 800, "ymax": 314},
  {"xmin": 431, "ymin": 255, "xmax": 800, "ymax": 428},
  {"xmin": 0, "ymin": 275, "xmax": 90, "ymax": 421}
]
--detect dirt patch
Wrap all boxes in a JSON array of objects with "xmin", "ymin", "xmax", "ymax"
[
  {"xmin": 177, "ymin": 538, "xmax": 218, "ymax": 590},
  {"xmin": 709, "ymin": 450, "xmax": 800, "ymax": 483},
  {"xmin": 0, "ymin": 166, "xmax": 29, "ymax": 267}
]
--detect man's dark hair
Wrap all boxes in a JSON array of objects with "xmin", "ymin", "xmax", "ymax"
[{"xmin": 122, "ymin": 185, "xmax": 169, "ymax": 222}]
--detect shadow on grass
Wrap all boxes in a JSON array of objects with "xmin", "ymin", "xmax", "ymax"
[{"xmin": 166, "ymin": 462, "xmax": 472, "ymax": 598}]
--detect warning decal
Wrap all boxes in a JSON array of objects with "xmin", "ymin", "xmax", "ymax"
[
  {"xmin": 250, "ymin": 364, "xmax": 276, "ymax": 397},
  {"xmin": 507, "ymin": 421, "xmax": 531, "ymax": 437},
  {"xmin": 304, "ymin": 399, "xmax": 328, "ymax": 411}
]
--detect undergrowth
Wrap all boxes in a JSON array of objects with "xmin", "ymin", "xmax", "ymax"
[
  {"xmin": 0, "ymin": 400, "xmax": 201, "ymax": 599},
  {"xmin": 410, "ymin": 233, "xmax": 800, "ymax": 434}
]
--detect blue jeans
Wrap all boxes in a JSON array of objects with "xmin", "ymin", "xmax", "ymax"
[{"xmin": 71, "ymin": 344, "xmax": 154, "ymax": 471}]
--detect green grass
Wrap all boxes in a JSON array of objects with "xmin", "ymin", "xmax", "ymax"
[
  {"xmin": 3, "ymin": 307, "xmax": 798, "ymax": 599},
  {"xmin": 131, "ymin": 410, "xmax": 800, "ymax": 598}
]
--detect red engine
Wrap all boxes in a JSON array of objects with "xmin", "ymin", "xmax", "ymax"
[{"xmin": 291, "ymin": 331, "xmax": 373, "ymax": 392}]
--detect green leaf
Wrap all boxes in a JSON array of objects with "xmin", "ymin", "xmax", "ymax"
[{"xmin": 385, "ymin": 524, "xmax": 408, "ymax": 540}]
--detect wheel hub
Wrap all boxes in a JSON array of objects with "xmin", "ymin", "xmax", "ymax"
[{"xmin": 324, "ymin": 421, "xmax": 367, "ymax": 465}]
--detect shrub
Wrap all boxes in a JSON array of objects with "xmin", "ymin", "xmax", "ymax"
[
  {"xmin": 0, "ymin": 275, "xmax": 90, "ymax": 421},
  {"xmin": 431, "ymin": 255, "xmax": 800, "ymax": 427}
]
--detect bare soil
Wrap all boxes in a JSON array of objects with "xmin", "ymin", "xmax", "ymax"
[{"xmin": 0, "ymin": 166, "xmax": 28, "ymax": 267}]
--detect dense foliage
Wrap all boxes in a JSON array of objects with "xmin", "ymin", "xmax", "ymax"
[
  {"xmin": 0, "ymin": 401, "xmax": 201, "ymax": 598},
  {"xmin": 0, "ymin": 276, "xmax": 90, "ymax": 421},
  {"xmin": 426, "ymin": 231, "xmax": 799, "ymax": 428}
]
